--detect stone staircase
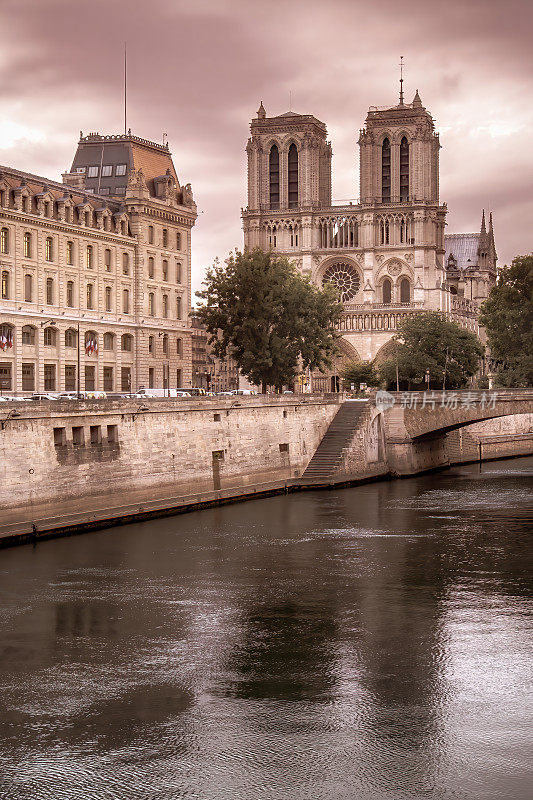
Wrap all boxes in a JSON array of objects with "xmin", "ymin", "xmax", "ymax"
[{"xmin": 302, "ymin": 400, "xmax": 369, "ymax": 480}]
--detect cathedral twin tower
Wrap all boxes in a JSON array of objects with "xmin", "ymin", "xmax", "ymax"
[{"xmin": 242, "ymin": 89, "xmax": 495, "ymax": 375}]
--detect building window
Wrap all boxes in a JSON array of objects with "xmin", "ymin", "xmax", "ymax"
[
  {"xmin": 121, "ymin": 334, "xmax": 133, "ymax": 352},
  {"xmin": 103, "ymin": 367, "xmax": 113, "ymax": 391},
  {"xmin": 103, "ymin": 332, "xmax": 114, "ymax": 350},
  {"xmin": 123, "ymin": 288, "xmax": 130, "ymax": 314},
  {"xmin": 101, "ymin": 165, "xmax": 113, "ymax": 177},
  {"xmin": 162, "ymin": 259, "xmax": 168, "ymax": 280},
  {"xmin": 162, "ymin": 334, "xmax": 168, "ymax": 355},
  {"xmin": 65, "ymin": 365, "xmax": 76, "ymax": 391},
  {"xmin": 382, "ymin": 138, "xmax": 391, "ymax": 203},
  {"xmin": 0, "ymin": 227, "xmax": 8, "ymax": 254},
  {"xmin": 148, "ymin": 335, "xmax": 154, "ymax": 355},
  {"xmin": 148, "ymin": 367, "xmax": 155, "ymax": 388},
  {"xmin": 20, "ymin": 363, "xmax": 34, "ymax": 392},
  {"xmin": 44, "ymin": 364, "xmax": 56, "ymax": 391},
  {"xmin": 105, "ymin": 248, "xmax": 111, "ymax": 270},
  {"xmin": 1, "ymin": 270, "xmax": 9, "ymax": 299},
  {"xmin": 72, "ymin": 425, "xmax": 84, "ymax": 446},
  {"xmin": 45, "ymin": 236, "xmax": 53, "ymax": 261},
  {"xmin": 23, "ymin": 232, "xmax": 32, "ymax": 258},
  {"xmin": 162, "ymin": 294, "xmax": 168, "ymax": 318},
  {"xmin": 382, "ymin": 278, "xmax": 392, "ymax": 304},
  {"xmin": 24, "ymin": 273, "xmax": 33, "ymax": 302},
  {"xmin": 148, "ymin": 292, "xmax": 155, "ymax": 316},
  {"xmin": 176, "ymin": 338, "xmax": 182, "ymax": 356},
  {"xmin": 85, "ymin": 365, "xmax": 95, "ymax": 391},
  {"xmin": 148, "ymin": 257, "xmax": 154, "ymax": 278},
  {"xmin": 176, "ymin": 232, "xmax": 182, "ymax": 250},
  {"xmin": 84, "ymin": 211, "xmax": 91, "ymax": 226},
  {"xmin": 22, "ymin": 195, "xmax": 29, "ymax": 213},
  {"xmin": 269, "ymin": 144, "xmax": 280, "ymax": 210},
  {"xmin": 66, "ymin": 240, "xmax": 74, "ymax": 265},
  {"xmin": 100, "ymin": 187, "xmax": 110, "ymax": 196},
  {"xmin": 121, "ymin": 366, "xmax": 131, "ymax": 391},
  {"xmin": 22, "ymin": 325, "xmax": 36, "ymax": 345},
  {"xmin": 176, "ymin": 296, "xmax": 182, "ymax": 319},
  {"xmin": 87, "ymin": 166, "xmax": 99, "ymax": 178},
  {"xmin": 176, "ymin": 368, "xmax": 182, "ymax": 387},
  {"xmin": 400, "ymin": 278, "xmax": 411, "ymax": 303},
  {"xmin": 86, "ymin": 245, "xmax": 93, "ymax": 268},
  {"xmin": 86, "ymin": 283, "xmax": 94, "ymax": 309},
  {"xmin": 116, "ymin": 164, "xmax": 127, "ymax": 176},
  {"xmin": 44, "ymin": 326, "xmax": 57, "ymax": 347},
  {"xmin": 46, "ymin": 277, "xmax": 54, "ymax": 305},
  {"xmin": 105, "ymin": 285, "xmax": 112, "ymax": 311},
  {"xmin": 176, "ymin": 261, "xmax": 181, "ymax": 283},
  {"xmin": 65, "ymin": 328, "xmax": 77, "ymax": 348},
  {"xmin": 400, "ymin": 136, "xmax": 409, "ymax": 202},
  {"xmin": 148, "ymin": 225, "xmax": 154, "ymax": 244},
  {"xmin": 122, "ymin": 252, "xmax": 129, "ymax": 274},
  {"xmin": 162, "ymin": 228, "xmax": 168, "ymax": 247},
  {"xmin": 288, "ymin": 144, "xmax": 298, "ymax": 208},
  {"xmin": 66, "ymin": 281, "xmax": 74, "ymax": 308}
]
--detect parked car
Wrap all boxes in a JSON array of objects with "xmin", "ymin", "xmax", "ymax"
[{"xmin": 29, "ymin": 393, "xmax": 58, "ymax": 401}]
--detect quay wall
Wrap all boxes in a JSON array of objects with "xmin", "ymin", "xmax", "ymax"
[
  {"xmin": 446, "ymin": 414, "xmax": 533, "ymax": 464},
  {"xmin": 0, "ymin": 396, "xmax": 341, "ymax": 510}
]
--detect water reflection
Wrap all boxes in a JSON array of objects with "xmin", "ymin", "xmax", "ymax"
[{"xmin": 0, "ymin": 457, "xmax": 531, "ymax": 799}]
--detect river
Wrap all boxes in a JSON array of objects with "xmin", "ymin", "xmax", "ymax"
[{"xmin": 0, "ymin": 456, "xmax": 532, "ymax": 800}]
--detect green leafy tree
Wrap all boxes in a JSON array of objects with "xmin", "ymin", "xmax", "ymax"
[
  {"xmin": 196, "ymin": 248, "xmax": 342, "ymax": 392},
  {"xmin": 378, "ymin": 312, "xmax": 484, "ymax": 389},
  {"xmin": 479, "ymin": 255, "xmax": 533, "ymax": 387},
  {"xmin": 342, "ymin": 360, "xmax": 377, "ymax": 391}
]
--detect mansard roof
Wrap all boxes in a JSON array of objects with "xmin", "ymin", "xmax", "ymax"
[{"xmin": 0, "ymin": 164, "xmax": 123, "ymax": 210}]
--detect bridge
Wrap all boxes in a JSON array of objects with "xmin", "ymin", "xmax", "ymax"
[{"xmin": 302, "ymin": 390, "xmax": 533, "ymax": 481}]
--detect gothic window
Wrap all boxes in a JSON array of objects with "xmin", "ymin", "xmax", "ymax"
[
  {"xmin": 382, "ymin": 278, "xmax": 392, "ymax": 304},
  {"xmin": 22, "ymin": 325, "xmax": 36, "ymax": 345},
  {"xmin": 24, "ymin": 273, "xmax": 33, "ymax": 302},
  {"xmin": 46, "ymin": 277, "xmax": 54, "ymax": 305},
  {"xmin": 23, "ymin": 232, "xmax": 32, "ymax": 258},
  {"xmin": 67, "ymin": 240, "xmax": 74, "ymax": 265},
  {"xmin": 322, "ymin": 262, "xmax": 361, "ymax": 302},
  {"xmin": 0, "ymin": 227, "xmax": 8, "ymax": 254},
  {"xmin": 65, "ymin": 328, "xmax": 77, "ymax": 348},
  {"xmin": 288, "ymin": 144, "xmax": 298, "ymax": 209},
  {"xmin": 103, "ymin": 332, "xmax": 114, "ymax": 350},
  {"xmin": 400, "ymin": 137, "xmax": 409, "ymax": 202},
  {"xmin": 269, "ymin": 144, "xmax": 280, "ymax": 210},
  {"xmin": 105, "ymin": 285, "xmax": 112, "ymax": 311},
  {"xmin": 66, "ymin": 281, "xmax": 74, "ymax": 308},
  {"xmin": 380, "ymin": 219, "xmax": 390, "ymax": 245},
  {"xmin": 1, "ymin": 270, "xmax": 9, "ymax": 299},
  {"xmin": 44, "ymin": 326, "xmax": 57, "ymax": 347},
  {"xmin": 148, "ymin": 257, "xmax": 154, "ymax": 278},
  {"xmin": 381, "ymin": 138, "xmax": 391, "ymax": 202},
  {"xmin": 400, "ymin": 277, "xmax": 411, "ymax": 303},
  {"xmin": 123, "ymin": 289, "xmax": 130, "ymax": 314}
]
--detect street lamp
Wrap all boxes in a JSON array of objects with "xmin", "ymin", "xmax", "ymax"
[
  {"xmin": 1, "ymin": 409, "xmax": 21, "ymax": 430},
  {"xmin": 425, "ymin": 369, "xmax": 430, "ymax": 391}
]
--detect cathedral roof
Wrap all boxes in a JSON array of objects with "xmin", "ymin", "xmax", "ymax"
[{"xmin": 444, "ymin": 233, "xmax": 481, "ymax": 270}]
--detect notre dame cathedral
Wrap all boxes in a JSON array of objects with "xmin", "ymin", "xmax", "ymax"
[{"xmin": 242, "ymin": 86, "xmax": 497, "ymax": 389}]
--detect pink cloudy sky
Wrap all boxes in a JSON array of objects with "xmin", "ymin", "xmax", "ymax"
[{"xmin": 1, "ymin": 0, "xmax": 531, "ymax": 295}]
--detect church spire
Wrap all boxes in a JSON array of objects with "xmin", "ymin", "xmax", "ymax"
[
  {"xmin": 257, "ymin": 101, "xmax": 266, "ymax": 120},
  {"xmin": 399, "ymin": 56, "xmax": 404, "ymax": 105}
]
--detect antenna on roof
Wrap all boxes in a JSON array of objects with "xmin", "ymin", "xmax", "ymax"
[
  {"xmin": 399, "ymin": 55, "xmax": 404, "ymax": 105},
  {"xmin": 124, "ymin": 41, "xmax": 127, "ymax": 135}
]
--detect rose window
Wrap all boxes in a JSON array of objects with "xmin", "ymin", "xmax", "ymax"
[{"xmin": 322, "ymin": 262, "xmax": 361, "ymax": 302}]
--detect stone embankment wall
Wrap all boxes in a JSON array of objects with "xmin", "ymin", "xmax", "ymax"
[
  {"xmin": 446, "ymin": 414, "xmax": 533, "ymax": 464},
  {"xmin": 0, "ymin": 397, "xmax": 341, "ymax": 510}
]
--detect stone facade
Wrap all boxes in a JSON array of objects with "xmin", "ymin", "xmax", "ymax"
[
  {"xmin": 0, "ymin": 132, "xmax": 196, "ymax": 394},
  {"xmin": 242, "ymin": 92, "xmax": 496, "ymax": 377}
]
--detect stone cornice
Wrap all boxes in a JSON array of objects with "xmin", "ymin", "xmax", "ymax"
[{"xmin": 0, "ymin": 209, "xmax": 135, "ymax": 244}]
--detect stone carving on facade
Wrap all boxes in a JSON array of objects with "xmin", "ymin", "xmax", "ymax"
[
  {"xmin": 375, "ymin": 254, "xmax": 384, "ymax": 264},
  {"xmin": 404, "ymin": 253, "xmax": 414, "ymax": 263},
  {"xmin": 387, "ymin": 260, "xmax": 402, "ymax": 276},
  {"xmin": 182, "ymin": 183, "xmax": 194, "ymax": 207}
]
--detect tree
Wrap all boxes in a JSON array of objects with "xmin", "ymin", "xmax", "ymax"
[
  {"xmin": 479, "ymin": 255, "xmax": 533, "ymax": 387},
  {"xmin": 196, "ymin": 248, "xmax": 343, "ymax": 392},
  {"xmin": 378, "ymin": 312, "xmax": 484, "ymax": 389},
  {"xmin": 342, "ymin": 360, "xmax": 377, "ymax": 391}
]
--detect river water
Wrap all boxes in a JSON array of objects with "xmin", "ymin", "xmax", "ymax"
[{"xmin": 0, "ymin": 456, "xmax": 532, "ymax": 800}]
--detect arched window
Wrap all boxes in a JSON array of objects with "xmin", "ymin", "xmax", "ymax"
[
  {"xmin": 148, "ymin": 292, "xmax": 155, "ymax": 316},
  {"xmin": 86, "ymin": 283, "xmax": 94, "ymax": 309},
  {"xmin": 66, "ymin": 240, "xmax": 74, "ymax": 265},
  {"xmin": 162, "ymin": 334, "xmax": 169, "ymax": 355},
  {"xmin": 382, "ymin": 278, "xmax": 392, "ymax": 304},
  {"xmin": 400, "ymin": 278, "xmax": 411, "ymax": 303},
  {"xmin": 103, "ymin": 332, "xmax": 114, "ymax": 350},
  {"xmin": 288, "ymin": 144, "xmax": 298, "ymax": 208},
  {"xmin": 45, "ymin": 236, "xmax": 53, "ymax": 261},
  {"xmin": 148, "ymin": 335, "xmax": 154, "ymax": 355},
  {"xmin": 162, "ymin": 294, "xmax": 168, "ymax": 318},
  {"xmin": 162, "ymin": 259, "xmax": 168, "ymax": 281},
  {"xmin": 105, "ymin": 248, "xmax": 111, "ymax": 270},
  {"xmin": 122, "ymin": 252, "xmax": 129, "ymax": 274},
  {"xmin": 22, "ymin": 325, "xmax": 36, "ymax": 345},
  {"xmin": 44, "ymin": 326, "xmax": 57, "ymax": 346},
  {"xmin": 105, "ymin": 285, "xmax": 112, "ymax": 311},
  {"xmin": 65, "ymin": 328, "xmax": 77, "ymax": 348},
  {"xmin": 46, "ymin": 277, "xmax": 54, "ymax": 305},
  {"xmin": 1, "ymin": 270, "xmax": 9, "ymax": 299},
  {"xmin": 123, "ymin": 289, "xmax": 130, "ymax": 314},
  {"xmin": 381, "ymin": 138, "xmax": 391, "ymax": 202},
  {"xmin": 24, "ymin": 273, "xmax": 33, "ymax": 302},
  {"xmin": 23, "ymin": 232, "xmax": 32, "ymax": 258},
  {"xmin": 269, "ymin": 144, "xmax": 280, "ymax": 210},
  {"xmin": 121, "ymin": 333, "xmax": 133, "ymax": 352},
  {"xmin": 66, "ymin": 281, "xmax": 74, "ymax": 308},
  {"xmin": 0, "ymin": 227, "xmax": 8, "ymax": 254},
  {"xmin": 400, "ymin": 136, "xmax": 409, "ymax": 202},
  {"xmin": 148, "ymin": 257, "xmax": 154, "ymax": 278}
]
